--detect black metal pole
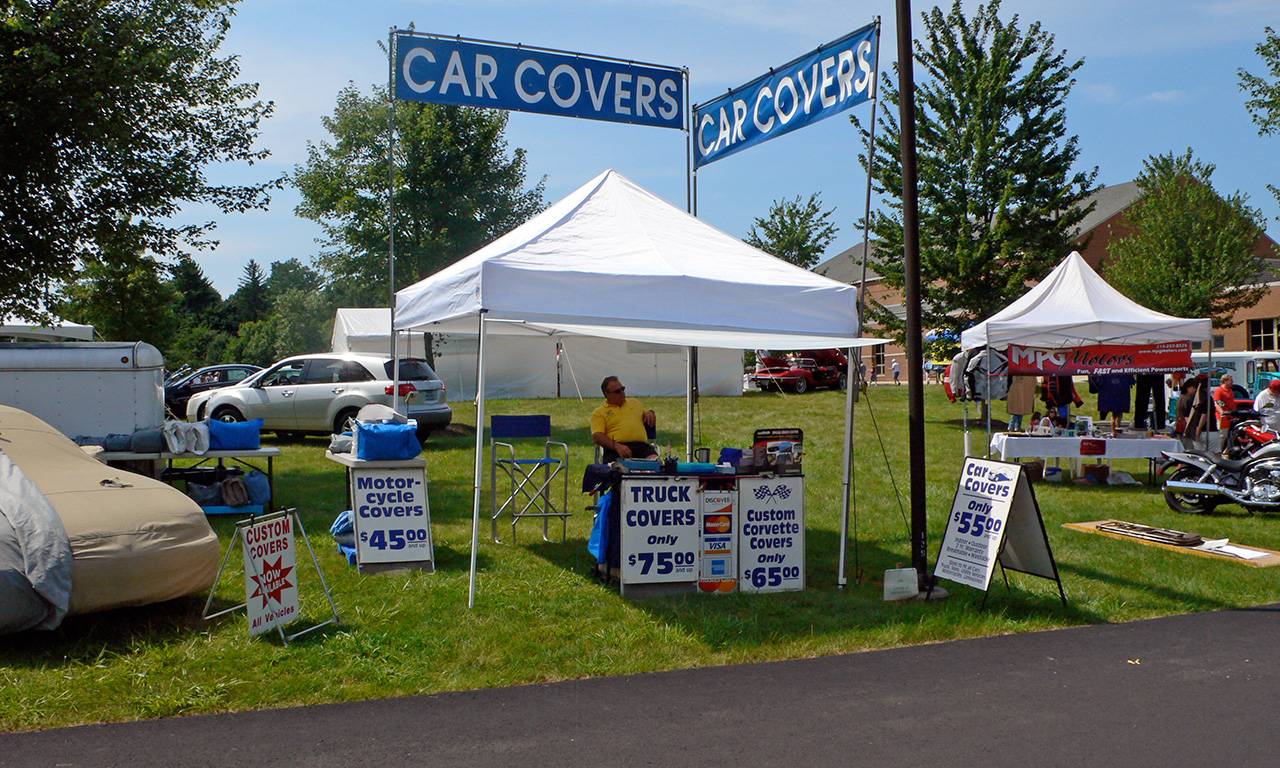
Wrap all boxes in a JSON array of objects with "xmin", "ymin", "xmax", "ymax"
[{"xmin": 896, "ymin": 0, "xmax": 929, "ymax": 585}]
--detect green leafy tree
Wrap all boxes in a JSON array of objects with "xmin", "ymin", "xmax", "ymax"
[
  {"xmin": 745, "ymin": 193, "xmax": 838, "ymax": 269},
  {"xmin": 852, "ymin": 0, "xmax": 1097, "ymax": 341},
  {"xmin": 272, "ymin": 288, "xmax": 334, "ymax": 358},
  {"xmin": 166, "ymin": 323, "xmax": 232, "ymax": 369},
  {"xmin": 60, "ymin": 229, "xmax": 179, "ymax": 346},
  {"xmin": 0, "ymin": 0, "xmax": 279, "ymax": 322},
  {"xmin": 264, "ymin": 258, "xmax": 323, "ymax": 309},
  {"xmin": 294, "ymin": 84, "xmax": 545, "ymax": 305},
  {"xmin": 1103, "ymin": 150, "xmax": 1269, "ymax": 327},
  {"xmin": 225, "ymin": 259, "xmax": 269, "ymax": 325},
  {"xmin": 1239, "ymin": 26, "xmax": 1280, "ymax": 213},
  {"xmin": 225, "ymin": 318, "xmax": 278, "ymax": 368}
]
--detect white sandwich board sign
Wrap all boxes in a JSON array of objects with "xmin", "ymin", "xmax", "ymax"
[{"xmin": 931, "ymin": 458, "xmax": 1065, "ymax": 605}]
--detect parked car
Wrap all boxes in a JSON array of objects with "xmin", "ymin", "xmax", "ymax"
[
  {"xmin": 186, "ymin": 354, "xmax": 451, "ymax": 440},
  {"xmin": 749, "ymin": 348, "xmax": 848, "ymax": 394},
  {"xmin": 165, "ymin": 364, "xmax": 262, "ymax": 419}
]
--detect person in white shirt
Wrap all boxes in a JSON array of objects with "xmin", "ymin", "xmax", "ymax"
[
  {"xmin": 1249, "ymin": 378, "xmax": 1280, "ymax": 432},
  {"xmin": 1252, "ymin": 379, "xmax": 1280, "ymax": 431}
]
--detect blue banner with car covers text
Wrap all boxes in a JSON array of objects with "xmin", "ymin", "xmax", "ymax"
[{"xmin": 693, "ymin": 22, "xmax": 877, "ymax": 168}]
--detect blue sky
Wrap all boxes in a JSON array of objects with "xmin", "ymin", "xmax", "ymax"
[{"xmin": 191, "ymin": 0, "xmax": 1280, "ymax": 295}]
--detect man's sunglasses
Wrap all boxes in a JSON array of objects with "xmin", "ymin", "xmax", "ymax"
[{"xmin": 608, "ymin": 386, "xmax": 626, "ymax": 394}]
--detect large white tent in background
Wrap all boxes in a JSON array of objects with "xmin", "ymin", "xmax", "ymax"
[
  {"xmin": 0, "ymin": 317, "xmax": 94, "ymax": 342},
  {"xmin": 393, "ymin": 169, "xmax": 877, "ymax": 606},
  {"xmin": 961, "ymin": 251, "xmax": 1212, "ymax": 350},
  {"xmin": 331, "ymin": 307, "xmax": 744, "ymax": 399}
]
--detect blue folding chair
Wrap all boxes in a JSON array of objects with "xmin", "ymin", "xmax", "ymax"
[{"xmin": 490, "ymin": 415, "xmax": 569, "ymax": 543}]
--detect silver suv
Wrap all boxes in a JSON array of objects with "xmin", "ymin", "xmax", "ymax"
[{"xmin": 186, "ymin": 353, "xmax": 451, "ymax": 439}]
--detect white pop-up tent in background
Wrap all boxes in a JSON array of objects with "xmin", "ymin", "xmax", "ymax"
[
  {"xmin": 960, "ymin": 251, "xmax": 1213, "ymax": 452},
  {"xmin": 392, "ymin": 168, "xmax": 881, "ymax": 607},
  {"xmin": 331, "ymin": 308, "xmax": 744, "ymax": 399}
]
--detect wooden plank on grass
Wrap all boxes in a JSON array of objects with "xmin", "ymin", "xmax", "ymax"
[{"xmin": 1064, "ymin": 520, "xmax": 1280, "ymax": 568}]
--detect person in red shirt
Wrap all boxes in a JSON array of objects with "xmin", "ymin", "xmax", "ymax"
[{"xmin": 1213, "ymin": 373, "xmax": 1238, "ymax": 430}]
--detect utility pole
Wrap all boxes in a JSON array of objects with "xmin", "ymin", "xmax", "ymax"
[{"xmin": 895, "ymin": 0, "xmax": 930, "ymax": 589}]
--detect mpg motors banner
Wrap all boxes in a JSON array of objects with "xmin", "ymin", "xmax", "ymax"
[
  {"xmin": 395, "ymin": 33, "xmax": 684, "ymax": 129},
  {"xmin": 1006, "ymin": 341, "xmax": 1193, "ymax": 376},
  {"xmin": 693, "ymin": 22, "xmax": 877, "ymax": 168}
]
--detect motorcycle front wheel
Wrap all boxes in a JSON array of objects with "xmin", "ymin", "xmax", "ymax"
[{"xmin": 1163, "ymin": 464, "xmax": 1216, "ymax": 515}]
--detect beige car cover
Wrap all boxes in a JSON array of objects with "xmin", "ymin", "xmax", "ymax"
[{"xmin": 0, "ymin": 405, "xmax": 220, "ymax": 616}]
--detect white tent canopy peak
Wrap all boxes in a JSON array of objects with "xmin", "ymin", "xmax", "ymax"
[{"xmin": 961, "ymin": 251, "xmax": 1212, "ymax": 350}]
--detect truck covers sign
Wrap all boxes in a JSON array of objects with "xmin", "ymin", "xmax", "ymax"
[
  {"xmin": 693, "ymin": 22, "xmax": 877, "ymax": 168},
  {"xmin": 1006, "ymin": 341, "xmax": 1192, "ymax": 376},
  {"xmin": 933, "ymin": 458, "xmax": 1064, "ymax": 604},
  {"xmin": 621, "ymin": 478, "xmax": 699, "ymax": 585},
  {"xmin": 395, "ymin": 33, "xmax": 684, "ymax": 129}
]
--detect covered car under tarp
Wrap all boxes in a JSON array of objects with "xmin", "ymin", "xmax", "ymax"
[{"xmin": 0, "ymin": 405, "xmax": 220, "ymax": 631}]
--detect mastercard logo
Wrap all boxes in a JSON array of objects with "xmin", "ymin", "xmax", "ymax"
[{"xmin": 703, "ymin": 515, "xmax": 731, "ymax": 534}]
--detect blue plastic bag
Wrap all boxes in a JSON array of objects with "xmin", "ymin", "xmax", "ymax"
[
  {"xmin": 355, "ymin": 421, "xmax": 420, "ymax": 461},
  {"xmin": 243, "ymin": 470, "xmax": 271, "ymax": 505},
  {"xmin": 587, "ymin": 490, "xmax": 612, "ymax": 564},
  {"xmin": 208, "ymin": 418, "xmax": 263, "ymax": 451}
]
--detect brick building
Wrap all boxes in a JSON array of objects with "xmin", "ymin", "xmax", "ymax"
[{"xmin": 812, "ymin": 180, "xmax": 1280, "ymax": 373}]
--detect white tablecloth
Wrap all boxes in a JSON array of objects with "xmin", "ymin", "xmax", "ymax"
[{"xmin": 990, "ymin": 434, "xmax": 1180, "ymax": 461}]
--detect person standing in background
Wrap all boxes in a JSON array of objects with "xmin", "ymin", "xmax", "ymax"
[
  {"xmin": 892, "ymin": 358, "xmax": 901, "ymax": 385},
  {"xmin": 1042, "ymin": 375, "xmax": 1083, "ymax": 425},
  {"xmin": 1133, "ymin": 373, "xmax": 1167, "ymax": 430}
]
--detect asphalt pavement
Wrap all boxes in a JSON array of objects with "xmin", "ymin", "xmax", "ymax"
[{"xmin": 4, "ymin": 604, "xmax": 1279, "ymax": 767}]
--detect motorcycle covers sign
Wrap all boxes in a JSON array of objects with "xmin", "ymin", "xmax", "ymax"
[{"xmin": 933, "ymin": 458, "xmax": 1065, "ymax": 603}]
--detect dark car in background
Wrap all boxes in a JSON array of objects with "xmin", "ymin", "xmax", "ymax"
[{"xmin": 165, "ymin": 364, "xmax": 262, "ymax": 419}]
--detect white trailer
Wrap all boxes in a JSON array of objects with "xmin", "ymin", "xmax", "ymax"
[{"xmin": 0, "ymin": 342, "xmax": 165, "ymax": 438}]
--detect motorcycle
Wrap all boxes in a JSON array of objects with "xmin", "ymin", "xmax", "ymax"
[{"xmin": 1161, "ymin": 438, "xmax": 1280, "ymax": 514}]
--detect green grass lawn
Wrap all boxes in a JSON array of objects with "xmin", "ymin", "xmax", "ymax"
[{"xmin": 3, "ymin": 384, "xmax": 1278, "ymax": 732}]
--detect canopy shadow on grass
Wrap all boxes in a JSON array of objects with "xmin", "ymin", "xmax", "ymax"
[{"xmin": 525, "ymin": 529, "xmax": 1102, "ymax": 651}]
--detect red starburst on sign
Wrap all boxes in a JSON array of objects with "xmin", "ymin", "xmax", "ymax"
[{"xmin": 250, "ymin": 557, "xmax": 295, "ymax": 608}]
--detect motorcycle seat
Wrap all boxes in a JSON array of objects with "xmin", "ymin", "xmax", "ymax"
[{"xmin": 1188, "ymin": 449, "xmax": 1250, "ymax": 472}]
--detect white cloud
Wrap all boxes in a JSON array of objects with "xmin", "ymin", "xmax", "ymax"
[{"xmin": 1141, "ymin": 89, "xmax": 1188, "ymax": 104}]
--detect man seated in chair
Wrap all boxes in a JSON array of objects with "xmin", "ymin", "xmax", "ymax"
[{"xmin": 591, "ymin": 376, "xmax": 658, "ymax": 461}]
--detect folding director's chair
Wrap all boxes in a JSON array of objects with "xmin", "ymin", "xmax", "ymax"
[{"xmin": 490, "ymin": 415, "xmax": 570, "ymax": 543}]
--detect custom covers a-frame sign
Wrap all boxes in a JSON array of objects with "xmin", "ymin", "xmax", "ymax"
[{"xmin": 930, "ymin": 458, "xmax": 1065, "ymax": 605}]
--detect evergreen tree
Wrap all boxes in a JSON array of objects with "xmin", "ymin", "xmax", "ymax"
[
  {"xmin": 745, "ymin": 193, "xmax": 838, "ymax": 269},
  {"xmin": 226, "ymin": 259, "xmax": 269, "ymax": 324},
  {"xmin": 1239, "ymin": 26, "xmax": 1280, "ymax": 214},
  {"xmin": 293, "ymin": 84, "xmax": 545, "ymax": 305},
  {"xmin": 1103, "ymin": 150, "xmax": 1269, "ymax": 327},
  {"xmin": 852, "ymin": 0, "xmax": 1097, "ymax": 341},
  {"xmin": 169, "ymin": 255, "xmax": 222, "ymax": 316}
]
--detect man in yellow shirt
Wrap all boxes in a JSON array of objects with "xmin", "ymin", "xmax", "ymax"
[{"xmin": 591, "ymin": 376, "xmax": 658, "ymax": 461}]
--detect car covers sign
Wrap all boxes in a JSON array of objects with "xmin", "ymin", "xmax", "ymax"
[
  {"xmin": 395, "ymin": 33, "xmax": 684, "ymax": 129},
  {"xmin": 693, "ymin": 22, "xmax": 877, "ymax": 168}
]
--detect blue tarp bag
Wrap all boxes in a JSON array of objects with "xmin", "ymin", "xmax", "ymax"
[
  {"xmin": 330, "ymin": 510, "xmax": 358, "ymax": 564},
  {"xmin": 208, "ymin": 418, "xmax": 263, "ymax": 451},
  {"xmin": 587, "ymin": 490, "xmax": 612, "ymax": 564},
  {"xmin": 243, "ymin": 470, "xmax": 271, "ymax": 505},
  {"xmin": 355, "ymin": 421, "xmax": 421, "ymax": 461}
]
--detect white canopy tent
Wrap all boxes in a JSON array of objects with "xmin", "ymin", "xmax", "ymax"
[
  {"xmin": 0, "ymin": 317, "xmax": 95, "ymax": 342},
  {"xmin": 962, "ymin": 252, "xmax": 1212, "ymax": 350},
  {"xmin": 331, "ymin": 307, "xmax": 744, "ymax": 399},
  {"xmin": 960, "ymin": 251, "xmax": 1212, "ymax": 452},
  {"xmin": 393, "ymin": 169, "xmax": 879, "ymax": 606}
]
